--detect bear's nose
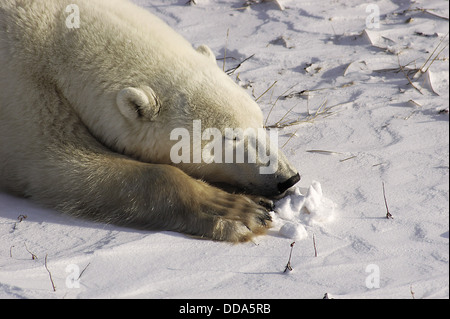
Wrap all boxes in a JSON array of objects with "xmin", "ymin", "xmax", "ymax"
[{"xmin": 277, "ymin": 173, "xmax": 301, "ymax": 194}]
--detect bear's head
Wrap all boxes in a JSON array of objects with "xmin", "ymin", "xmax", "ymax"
[{"xmin": 110, "ymin": 43, "xmax": 299, "ymax": 197}]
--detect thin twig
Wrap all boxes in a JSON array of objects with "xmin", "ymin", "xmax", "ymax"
[
  {"xmin": 424, "ymin": 42, "xmax": 449, "ymax": 74},
  {"xmin": 372, "ymin": 162, "xmax": 386, "ymax": 167},
  {"xmin": 340, "ymin": 155, "xmax": 357, "ymax": 162},
  {"xmin": 282, "ymin": 82, "xmax": 355, "ymax": 100},
  {"xmin": 77, "ymin": 262, "xmax": 91, "ymax": 281},
  {"xmin": 12, "ymin": 214, "xmax": 27, "ymax": 231},
  {"xmin": 226, "ymin": 54, "xmax": 255, "ymax": 75},
  {"xmin": 284, "ymin": 242, "xmax": 295, "ymax": 272},
  {"xmin": 266, "ymin": 100, "xmax": 344, "ymax": 128},
  {"xmin": 382, "ymin": 182, "xmax": 394, "ymax": 219},
  {"xmin": 223, "ymin": 29, "xmax": 229, "ymax": 72},
  {"xmin": 397, "ymin": 54, "xmax": 423, "ymax": 95},
  {"xmin": 272, "ymin": 102, "xmax": 300, "ymax": 128},
  {"xmin": 313, "ymin": 234, "xmax": 318, "ymax": 257},
  {"xmin": 264, "ymin": 83, "xmax": 299, "ymax": 127},
  {"xmin": 281, "ymin": 128, "xmax": 299, "ymax": 149},
  {"xmin": 255, "ymin": 80, "xmax": 277, "ymax": 102},
  {"xmin": 417, "ymin": 31, "xmax": 449, "ymax": 75},
  {"xmin": 45, "ymin": 254, "xmax": 56, "ymax": 292},
  {"xmin": 24, "ymin": 243, "xmax": 38, "ymax": 260},
  {"xmin": 410, "ymin": 284, "xmax": 416, "ymax": 299},
  {"xmin": 306, "ymin": 149, "xmax": 343, "ymax": 155}
]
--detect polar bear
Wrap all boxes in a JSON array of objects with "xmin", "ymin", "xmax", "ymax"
[{"xmin": 0, "ymin": 0, "xmax": 300, "ymax": 242}]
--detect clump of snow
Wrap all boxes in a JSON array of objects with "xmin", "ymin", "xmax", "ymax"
[
  {"xmin": 272, "ymin": 182, "xmax": 335, "ymax": 240},
  {"xmin": 278, "ymin": 221, "xmax": 308, "ymax": 241},
  {"xmin": 302, "ymin": 182, "xmax": 335, "ymax": 224}
]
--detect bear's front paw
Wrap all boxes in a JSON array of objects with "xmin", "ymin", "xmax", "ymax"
[{"xmin": 195, "ymin": 191, "xmax": 273, "ymax": 242}]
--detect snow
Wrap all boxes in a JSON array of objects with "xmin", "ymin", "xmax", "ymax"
[
  {"xmin": 0, "ymin": 0, "xmax": 448, "ymax": 299},
  {"xmin": 273, "ymin": 182, "xmax": 335, "ymax": 241}
]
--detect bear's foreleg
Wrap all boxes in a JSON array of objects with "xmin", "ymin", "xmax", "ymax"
[{"xmin": 28, "ymin": 144, "xmax": 272, "ymax": 242}]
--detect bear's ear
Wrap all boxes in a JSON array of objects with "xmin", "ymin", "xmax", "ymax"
[
  {"xmin": 116, "ymin": 86, "xmax": 161, "ymax": 121},
  {"xmin": 196, "ymin": 44, "xmax": 217, "ymax": 65}
]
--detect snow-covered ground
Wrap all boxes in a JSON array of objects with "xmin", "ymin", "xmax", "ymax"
[{"xmin": 0, "ymin": 0, "xmax": 448, "ymax": 299}]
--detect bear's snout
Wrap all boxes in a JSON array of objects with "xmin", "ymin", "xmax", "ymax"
[{"xmin": 277, "ymin": 172, "xmax": 301, "ymax": 194}]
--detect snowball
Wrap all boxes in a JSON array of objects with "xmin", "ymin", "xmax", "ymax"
[{"xmin": 279, "ymin": 221, "xmax": 308, "ymax": 241}]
